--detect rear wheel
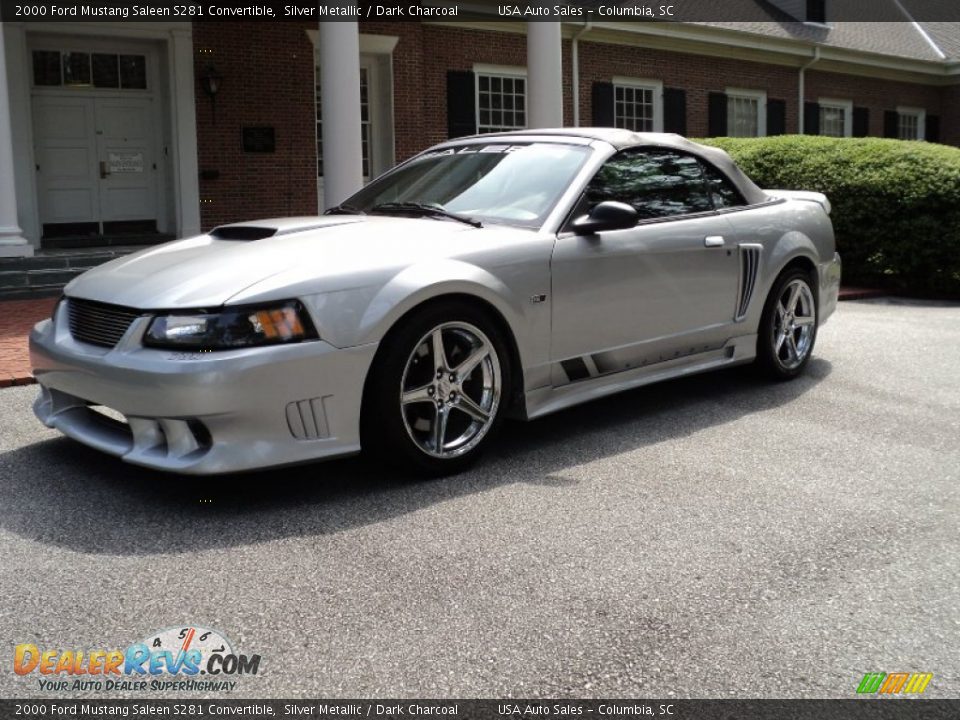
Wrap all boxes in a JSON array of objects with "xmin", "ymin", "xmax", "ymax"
[
  {"xmin": 757, "ymin": 269, "xmax": 818, "ymax": 380},
  {"xmin": 361, "ymin": 302, "xmax": 511, "ymax": 476}
]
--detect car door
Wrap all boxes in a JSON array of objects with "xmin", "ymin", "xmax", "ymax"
[{"xmin": 551, "ymin": 148, "xmax": 741, "ymax": 380}]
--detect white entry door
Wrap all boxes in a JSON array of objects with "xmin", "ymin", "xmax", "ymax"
[
  {"xmin": 95, "ymin": 97, "xmax": 157, "ymax": 229},
  {"xmin": 33, "ymin": 95, "xmax": 158, "ymax": 237}
]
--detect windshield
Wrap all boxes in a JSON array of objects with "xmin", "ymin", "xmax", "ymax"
[{"xmin": 339, "ymin": 142, "xmax": 592, "ymax": 228}]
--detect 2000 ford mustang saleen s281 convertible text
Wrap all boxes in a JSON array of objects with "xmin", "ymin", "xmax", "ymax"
[{"xmin": 30, "ymin": 129, "xmax": 841, "ymax": 475}]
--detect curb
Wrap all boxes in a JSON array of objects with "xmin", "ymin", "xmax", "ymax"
[
  {"xmin": 838, "ymin": 288, "xmax": 886, "ymax": 301},
  {"xmin": 0, "ymin": 374, "xmax": 36, "ymax": 389}
]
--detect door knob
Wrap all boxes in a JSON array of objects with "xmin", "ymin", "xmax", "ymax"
[
  {"xmin": 99, "ymin": 161, "xmax": 110, "ymax": 179},
  {"xmin": 704, "ymin": 235, "xmax": 725, "ymax": 248}
]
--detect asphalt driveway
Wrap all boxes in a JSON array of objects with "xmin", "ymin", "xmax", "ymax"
[{"xmin": 0, "ymin": 298, "xmax": 957, "ymax": 699}]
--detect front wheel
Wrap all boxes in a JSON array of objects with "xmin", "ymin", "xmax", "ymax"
[
  {"xmin": 361, "ymin": 302, "xmax": 512, "ymax": 476},
  {"xmin": 756, "ymin": 269, "xmax": 818, "ymax": 380}
]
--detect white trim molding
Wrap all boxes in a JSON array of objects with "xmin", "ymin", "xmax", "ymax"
[
  {"xmin": 611, "ymin": 77, "xmax": 664, "ymax": 132},
  {"xmin": 896, "ymin": 106, "xmax": 926, "ymax": 141},
  {"xmin": 818, "ymin": 97, "xmax": 854, "ymax": 137},
  {"xmin": 725, "ymin": 87, "xmax": 768, "ymax": 137}
]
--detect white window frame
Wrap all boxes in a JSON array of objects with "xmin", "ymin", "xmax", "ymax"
[
  {"xmin": 473, "ymin": 64, "xmax": 527, "ymax": 134},
  {"xmin": 725, "ymin": 87, "xmax": 767, "ymax": 138},
  {"xmin": 611, "ymin": 77, "xmax": 663, "ymax": 133},
  {"xmin": 818, "ymin": 98, "xmax": 853, "ymax": 138},
  {"xmin": 896, "ymin": 106, "xmax": 926, "ymax": 141}
]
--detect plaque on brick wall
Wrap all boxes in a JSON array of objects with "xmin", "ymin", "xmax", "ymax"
[{"xmin": 242, "ymin": 126, "xmax": 276, "ymax": 153}]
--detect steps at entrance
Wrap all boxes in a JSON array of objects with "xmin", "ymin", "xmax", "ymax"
[{"xmin": 0, "ymin": 246, "xmax": 149, "ymax": 301}]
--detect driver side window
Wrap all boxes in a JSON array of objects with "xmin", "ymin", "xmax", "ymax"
[{"xmin": 584, "ymin": 149, "xmax": 714, "ymax": 220}]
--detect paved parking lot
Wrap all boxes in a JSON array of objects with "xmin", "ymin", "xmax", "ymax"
[{"xmin": 0, "ymin": 298, "xmax": 957, "ymax": 699}]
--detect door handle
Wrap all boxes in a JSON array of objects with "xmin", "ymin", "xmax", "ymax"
[
  {"xmin": 99, "ymin": 161, "xmax": 110, "ymax": 179},
  {"xmin": 704, "ymin": 235, "xmax": 725, "ymax": 248}
]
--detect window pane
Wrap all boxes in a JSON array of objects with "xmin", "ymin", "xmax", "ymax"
[
  {"xmin": 586, "ymin": 149, "xmax": 713, "ymax": 219},
  {"xmin": 898, "ymin": 113, "xmax": 919, "ymax": 140},
  {"xmin": 92, "ymin": 53, "xmax": 119, "ymax": 88},
  {"xmin": 63, "ymin": 52, "xmax": 91, "ymax": 86},
  {"xmin": 614, "ymin": 84, "xmax": 655, "ymax": 132},
  {"xmin": 728, "ymin": 96, "xmax": 759, "ymax": 137},
  {"xmin": 820, "ymin": 106, "xmax": 845, "ymax": 137},
  {"xmin": 119, "ymin": 55, "xmax": 146, "ymax": 89},
  {"xmin": 476, "ymin": 73, "xmax": 527, "ymax": 133},
  {"xmin": 701, "ymin": 163, "xmax": 744, "ymax": 208},
  {"xmin": 33, "ymin": 51, "xmax": 61, "ymax": 86}
]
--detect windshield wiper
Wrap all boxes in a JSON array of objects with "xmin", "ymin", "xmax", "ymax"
[
  {"xmin": 370, "ymin": 202, "xmax": 482, "ymax": 228},
  {"xmin": 325, "ymin": 203, "xmax": 365, "ymax": 215}
]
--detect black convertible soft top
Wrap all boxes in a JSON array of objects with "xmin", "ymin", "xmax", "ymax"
[{"xmin": 444, "ymin": 127, "xmax": 770, "ymax": 207}]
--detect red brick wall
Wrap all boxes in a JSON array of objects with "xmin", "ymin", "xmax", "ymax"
[
  {"xmin": 193, "ymin": 22, "xmax": 317, "ymax": 230},
  {"xmin": 191, "ymin": 22, "xmax": 959, "ymax": 228},
  {"xmin": 577, "ymin": 40, "xmax": 800, "ymax": 137},
  {"xmin": 805, "ymin": 69, "xmax": 942, "ymax": 137}
]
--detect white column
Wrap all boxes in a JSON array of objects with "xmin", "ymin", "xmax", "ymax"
[
  {"xmin": 320, "ymin": 20, "xmax": 363, "ymax": 210},
  {"xmin": 527, "ymin": 22, "xmax": 564, "ymax": 129},
  {"xmin": 0, "ymin": 22, "xmax": 30, "ymax": 257},
  {"xmin": 170, "ymin": 28, "xmax": 201, "ymax": 238}
]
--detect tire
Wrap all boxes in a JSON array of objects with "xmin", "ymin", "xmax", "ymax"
[
  {"xmin": 360, "ymin": 300, "xmax": 513, "ymax": 476},
  {"xmin": 756, "ymin": 267, "xmax": 819, "ymax": 380}
]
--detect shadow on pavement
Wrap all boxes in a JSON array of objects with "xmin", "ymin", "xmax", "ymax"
[{"xmin": 0, "ymin": 359, "xmax": 831, "ymax": 555}]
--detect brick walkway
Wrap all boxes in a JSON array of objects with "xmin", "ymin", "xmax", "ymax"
[
  {"xmin": 0, "ymin": 297, "xmax": 57, "ymax": 388},
  {"xmin": 0, "ymin": 289, "xmax": 880, "ymax": 388}
]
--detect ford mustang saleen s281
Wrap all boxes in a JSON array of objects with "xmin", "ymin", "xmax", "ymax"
[{"xmin": 30, "ymin": 129, "xmax": 840, "ymax": 475}]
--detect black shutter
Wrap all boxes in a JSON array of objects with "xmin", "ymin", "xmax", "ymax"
[
  {"xmin": 803, "ymin": 102, "xmax": 820, "ymax": 135},
  {"xmin": 925, "ymin": 114, "xmax": 940, "ymax": 143},
  {"xmin": 806, "ymin": 0, "xmax": 826, "ymax": 23},
  {"xmin": 707, "ymin": 92, "xmax": 728, "ymax": 137},
  {"xmin": 766, "ymin": 98, "xmax": 786, "ymax": 136},
  {"xmin": 592, "ymin": 82, "xmax": 615, "ymax": 127},
  {"xmin": 883, "ymin": 110, "xmax": 899, "ymax": 138},
  {"xmin": 852, "ymin": 107, "xmax": 870, "ymax": 137},
  {"xmin": 663, "ymin": 88, "xmax": 687, "ymax": 135},
  {"xmin": 446, "ymin": 70, "xmax": 476, "ymax": 139}
]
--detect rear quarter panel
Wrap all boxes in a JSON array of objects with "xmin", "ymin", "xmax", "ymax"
[{"xmin": 721, "ymin": 198, "xmax": 836, "ymax": 332}]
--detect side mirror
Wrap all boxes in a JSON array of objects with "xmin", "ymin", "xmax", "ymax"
[{"xmin": 571, "ymin": 201, "xmax": 638, "ymax": 235}]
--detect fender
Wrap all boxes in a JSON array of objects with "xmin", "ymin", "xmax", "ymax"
[{"xmin": 307, "ymin": 259, "xmax": 531, "ymax": 359}]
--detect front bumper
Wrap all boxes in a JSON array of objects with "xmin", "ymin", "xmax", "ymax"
[{"xmin": 29, "ymin": 302, "xmax": 377, "ymax": 474}]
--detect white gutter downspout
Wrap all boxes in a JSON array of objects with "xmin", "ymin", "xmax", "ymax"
[
  {"xmin": 571, "ymin": 21, "xmax": 592, "ymax": 127},
  {"xmin": 798, "ymin": 46, "xmax": 821, "ymax": 134}
]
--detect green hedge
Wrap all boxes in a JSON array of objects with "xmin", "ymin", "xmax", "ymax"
[{"xmin": 698, "ymin": 135, "xmax": 960, "ymax": 297}]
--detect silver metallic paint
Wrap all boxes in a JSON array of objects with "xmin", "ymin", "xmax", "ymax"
[{"xmin": 30, "ymin": 131, "xmax": 840, "ymax": 473}]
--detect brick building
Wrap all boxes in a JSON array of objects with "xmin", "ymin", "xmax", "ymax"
[{"xmin": 1, "ymin": 2, "xmax": 959, "ymax": 259}]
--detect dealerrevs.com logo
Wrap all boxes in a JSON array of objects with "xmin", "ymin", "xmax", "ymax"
[{"xmin": 13, "ymin": 626, "xmax": 261, "ymax": 693}]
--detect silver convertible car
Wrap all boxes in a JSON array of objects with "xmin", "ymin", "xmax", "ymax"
[{"xmin": 30, "ymin": 129, "xmax": 841, "ymax": 475}]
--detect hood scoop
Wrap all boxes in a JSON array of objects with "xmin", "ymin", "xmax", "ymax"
[
  {"xmin": 209, "ymin": 217, "xmax": 365, "ymax": 241},
  {"xmin": 210, "ymin": 225, "xmax": 277, "ymax": 240}
]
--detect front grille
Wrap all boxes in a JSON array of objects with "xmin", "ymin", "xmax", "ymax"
[{"xmin": 67, "ymin": 298, "xmax": 144, "ymax": 348}]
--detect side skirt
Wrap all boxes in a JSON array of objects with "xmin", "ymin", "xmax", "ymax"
[{"xmin": 523, "ymin": 334, "xmax": 758, "ymax": 421}]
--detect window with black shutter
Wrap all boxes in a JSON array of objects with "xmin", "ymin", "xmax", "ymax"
[
  {"xmin": 663, "ymin": 88, "xmax": 686, "ymax": 135},
  {"xmin": 446, "ymin": 70, "xmax": 477, "ymax": 139},
  {"xmin": 708, "ymin": 93, "xmax": 727, "ymax": 137},
  {"xmin": 766, "ymin": 99, "xmax": 787, "ymax": 136},
  {"xmin": 852, "ymin": 107, "xmax": 870, "ymax": 137}
]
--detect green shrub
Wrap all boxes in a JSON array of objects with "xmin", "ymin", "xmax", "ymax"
[{"xmin": 698, "ymin": 135, "xmax": 960, "ymax": 297}]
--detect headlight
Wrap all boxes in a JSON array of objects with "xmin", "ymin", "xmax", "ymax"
[{"xmin": 143, "ymin": 300, "xmax": 318, "ymax": 350}]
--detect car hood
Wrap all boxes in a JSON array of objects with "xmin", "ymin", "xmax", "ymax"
[{"xmin": 64, "ymin": 215, "xmax": 508, "ymax": 309}]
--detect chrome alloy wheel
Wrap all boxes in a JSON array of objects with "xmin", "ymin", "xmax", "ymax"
[
  {"xmin": 772, "ymin": 278, "xmax": 816, "ymax": 370},
  {"xmin": 400, "ymin": 321, "xmax": 502, "ymax": 459}
]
